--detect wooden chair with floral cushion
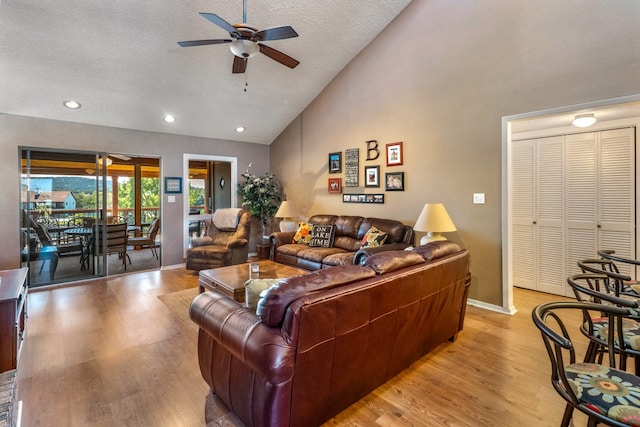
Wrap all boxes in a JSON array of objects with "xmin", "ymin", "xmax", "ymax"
[{"xmin": 533, "ymin": 300, "xmax": 640, "ymax": 427}]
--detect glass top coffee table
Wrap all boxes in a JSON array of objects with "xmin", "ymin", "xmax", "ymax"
[{"xmin": 198, "ymin": 260, "xmax": 307, "ymax": 303}]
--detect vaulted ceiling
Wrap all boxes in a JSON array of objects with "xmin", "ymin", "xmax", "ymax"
[{"xmin": 0, "ymin": 1, "xmax": 412, "ymax": 145}]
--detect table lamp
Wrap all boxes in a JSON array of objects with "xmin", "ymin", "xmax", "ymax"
[
  {"xmin": 414, "ymin": 203, "xmax": 457, "ymax": 245},
  {"xmin": 274, "ymin": 201, "xmax": 298, "ymax": 232}
]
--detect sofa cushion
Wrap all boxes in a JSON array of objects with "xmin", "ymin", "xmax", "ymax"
[
  {"xmin": 364, "ymin": 250, "xmax": 425, "ymax": 274},
  {"xmin": 245, "ymin": 278, "xmax": 284, "ymax": 311},
  {"xmin": 361, "ymin": 226, "xmax": 388, "ymax": 248},
  {"xmin": 257, "ymin": 265, "xmax": 376, "ymax": 327},
  {"xmin": 276, "ymin": 243, "xmax": 310, "ymax": 257},
  {"xmin": 292, "ymin": 222, "xmax": 313, "ymax": 244},
  {"xmin": 413, "ymin": 240, "xmax": 462, "ymax": 262},
  {"xmin": 308, "ymin": 224, "xmax": 336, "ymax": 248},
  {"xmin": 322, "ymin": 251, "xmax": 356, "ymax": 266},
  {"xmin": 297, "ymin": 247, "xmax": 347, "ymax": 263}
]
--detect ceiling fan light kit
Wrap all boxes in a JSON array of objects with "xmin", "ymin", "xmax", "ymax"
[{"xmin": 230, "ymin": 39, "xmax": 259, "ymax": 58}]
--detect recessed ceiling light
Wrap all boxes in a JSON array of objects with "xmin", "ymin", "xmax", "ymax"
[
  {"xmin": 63, "ymin": 100, "xmax": 81, "ymax": 109},
  {"xmin": 164, "ymin": 114, "xmax": 176, "ymax": 123},
  {"xmin": 236, "ymin": 126, "xmax": 245, "ymax": 132}
]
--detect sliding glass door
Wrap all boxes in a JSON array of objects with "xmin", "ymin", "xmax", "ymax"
[
  {"xmin": 20, "ymin": 148, "xmax": 161, "ymax": 287},
  {"xmin": 21, "ymin": 149, "xmax": 106, "ymax": 285}
]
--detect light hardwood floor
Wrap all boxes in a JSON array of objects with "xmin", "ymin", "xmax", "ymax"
[{"xmin": 17, "ymin": 269, "xmax": 591, "ymax": 426}]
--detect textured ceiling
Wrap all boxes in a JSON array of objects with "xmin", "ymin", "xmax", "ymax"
[{"xmin": 0, "ymin": 0, "xmax": 412, "ymax": 145}]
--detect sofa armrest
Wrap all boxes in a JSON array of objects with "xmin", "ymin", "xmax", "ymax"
[
  {"xmin": 191, "ymin": 236, "xmax": 214, "ymax": 247},
  {"xmin": 227, "ymin": 238, "xmax": 248, "ymax": 249},
  {"xmin": 353, "ymin": 242, "xmax": 411, "ymax": 265},
  {"xmin": 190, "ymin": 291, "xmax": 295, "ymax": 384},
  {"xmin": 270, "ymin": 231, "xmax": 296, "ymax": 248}
]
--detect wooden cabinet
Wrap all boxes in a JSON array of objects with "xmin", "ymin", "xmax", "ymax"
[{"xmin": 0, "ymin": 268, "xmax": 28, "ymax": 373}]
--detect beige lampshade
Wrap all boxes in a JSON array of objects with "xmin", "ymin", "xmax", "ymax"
[
  {"xmin": 275, "ymin": 201, "xmax": 297, "ymax": 219},
  {"xmin": 275, "ymin": 201, "xmax": 298, "ymax": 232},
  {"xmin": 414, "ymin": 203, "xmax": 456, "ymax": 244}
]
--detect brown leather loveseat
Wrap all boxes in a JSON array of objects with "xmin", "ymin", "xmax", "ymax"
[
  {"xmin": 189, "ymin": 241, "xmax": 470, "ymax": 426},
  {"xmin": 269, "ymin": 214, "xmax": 414, "ymax": 270}
]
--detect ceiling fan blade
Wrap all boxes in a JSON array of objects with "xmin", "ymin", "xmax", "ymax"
[
  {"xmin": 177, "ymin": 39, "xmax": 232, "ymax": 47},
  {"xmin": 252, "ymin": 26, "xmax": 298, "ymax": 42},
  {"xmin": 232, "ymin": 56, "xmax": 247, "ymax": 74},
  {"xmin": 259, "ymin": 44, "xmax": 300, "ymax": 69},
  {"xmin": 200, "ymin": 13, "xmax": 241, "ymax": 38}
]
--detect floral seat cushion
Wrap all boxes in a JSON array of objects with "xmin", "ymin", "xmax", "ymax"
[
  {"xmin": 589, "ymin": 317, "xmax": 640, "ymax": 351},
  {"xmin": 565, "ymin": 363, "xmax": 640, "ymax": 425}
]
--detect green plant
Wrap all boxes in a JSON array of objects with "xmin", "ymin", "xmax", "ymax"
[{"xmin": 237, "ymin": 164, "xmax": 282, "ymax": 232}]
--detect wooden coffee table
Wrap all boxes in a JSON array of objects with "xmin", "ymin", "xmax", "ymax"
[{"xmin": 198, "ymin": 260, "xmax": 307, "ymax": 303}]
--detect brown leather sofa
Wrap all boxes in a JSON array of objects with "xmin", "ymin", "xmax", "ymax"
[
  {"xmin": 190, "ymin": 241, "xmax": 470, "ymax": 427},
  {"xmin": 185, "ymin": 209, "xmax": 252, "ymax": 271},
  {"xmin": 269, "ymin": 214, "xmax": 414, "ymax": 270}
]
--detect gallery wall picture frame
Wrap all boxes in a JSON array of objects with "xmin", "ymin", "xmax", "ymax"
[
  {"xmin": 342, "ymin": 193, "xmax": 385, "ymax": 204},
  {"xmin": 328, "ymin": 178, "xmax": 342, "ymax": 193},
  {"xmin": 385, "ymin": 172, "xmax": 405, "ymax": 191},
  {"xmin": 329, "ymin": 152, "xmax": 342, "ymax": 174},
  {"xmin": 165, "ymin": 176, "xmax": 183, "ymax": 194},
  {"xmin": 364, "ymin": 165, "xmax": 380, "ymax": 188},
  {"xmin": 386, "ymin": 141, "xmax": 403, "ymax": 166},
  {"xmin": 344, "ymin": 148, "xmax": 359, "ymax": 187}
]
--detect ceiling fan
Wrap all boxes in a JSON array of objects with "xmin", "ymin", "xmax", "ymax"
[{"xmin": 177, "ymin": 0, "xmax": 300, "ymax": 74}]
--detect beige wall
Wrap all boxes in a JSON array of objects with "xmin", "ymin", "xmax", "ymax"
[
  {"xmin": 270, "ymin": 1, "xmax": 640, "ymax": 306},
  {"xmin": 0, "ymin": 113, "xmax": 270, "ymax": 269}
]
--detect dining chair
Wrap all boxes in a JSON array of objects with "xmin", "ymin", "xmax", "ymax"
[
  {"xmin": 30, "ymin": 219, "xmax": 83, "ymax": 274},
  {"xmin": 599, "ymin": 250, "xmax": 640, "ymax": 292},
  {"xmin": 567, "ymin": 273, "xmax": 640, "ymax": 374},
  {"xmin": 533, "ymin": 300, "xmax": 640, "ymax": 427},
  {"xmin": 90, "ymin": 223, "xmax": 131, "ymax": 271},
  {"xmin": 578, "ymin": 259, "xmax": 640, "ymax": 300},
  {"xmin": 128, "ymin": 218, "xmax": 160, "ymax": 259}
]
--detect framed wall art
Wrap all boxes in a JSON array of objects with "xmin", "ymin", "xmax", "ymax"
[
  {"xmin": 385, "ymin": 172, "xmax": 405, "ymax": 191},
  {"xmin": 342, "ymin": 193, "xmax": 385, "ymax": 204},
  {"xmin": 344, "ymin": 148, "xmax": 359, "ymax": 187},
  {"xmin": 329, "ymin": 152, "xmax": 342, "ymax": 174},
  {"xmin": 328, "ymin": 178, "xmax": 342, "ymax": 193},
  {"xmin": 364, "ymin": 165, "xmax": 380, "ymax": 188},
  {"xmin": 386, "ymin": 141, "xmax": 403, "ymax": 166},
  {"xmin": 165, "ymin": 177, "xmax": 183, "ymax": 194}
]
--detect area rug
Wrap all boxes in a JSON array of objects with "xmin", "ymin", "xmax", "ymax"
[{"xmin": 158, "ymin": 287, "xmax": 199, "ymax": 333}]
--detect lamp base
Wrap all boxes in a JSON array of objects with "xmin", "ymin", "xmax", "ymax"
[
  {"xmin": 279, "ymin": 220, "xmax": 296, "ymax": 232},
  {"xmin": 420, "ymin": 232, "xmax": 447, "ymax": 245}
]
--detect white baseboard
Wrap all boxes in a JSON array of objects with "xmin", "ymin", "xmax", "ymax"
[
  {"xmin": 160, "ymin": 263, "xmax": 186, "ymax": 271},
  {"xmin": 467, "ymin": 298, "xmax": 517, "ymax": 315}
]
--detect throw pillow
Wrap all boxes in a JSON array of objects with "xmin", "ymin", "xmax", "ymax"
[
  {"xmin": 292, "ymin": 222, "xmax": 313, "ymax": 244},
  {"xmin": 245, "ymin": 278, "xmax": 283, "ymax": 311},
  {"xmin": 361, "ymin": 226, "xmax": 388, "ymax": 248},
  {"xmin": 308, "ymin": 224, "xmax": 336, "ymax": 248}
]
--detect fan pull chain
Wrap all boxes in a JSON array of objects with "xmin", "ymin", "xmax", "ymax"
[{"xmin": 244, "ymin": 73, "xmax": 248, "ymax": 92}]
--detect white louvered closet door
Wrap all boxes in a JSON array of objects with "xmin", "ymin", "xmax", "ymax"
[
  {"xmin": 536, "ymin": 136, "xmax": 565, "ymax": 295},
  {"xmin": 512, "ymin": 127, "xmax": 635, "ymax": 296},
  {"xmin": 566, "ymin": 132, "xmax": 598, "ymax": 284},
  {"xmin": 599, "ymin": 128, "xmax": 635, "ymax": 277},
  {"xmin": 512, "ymin": 141, "xmax": 535, "ymax": 290}
]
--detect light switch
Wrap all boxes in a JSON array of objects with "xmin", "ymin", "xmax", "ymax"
[
  {"xmin": 168, "ymin": 195, "xmax": 176, "ymax": 203},
  {"xmin": 473, "ymin": 193, "xmax": 485, "ymax": 204}
]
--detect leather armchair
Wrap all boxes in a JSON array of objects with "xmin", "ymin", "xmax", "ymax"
[{"xmin": 186, "ymin": 209, "xmax": 252, "ymax": 271}]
